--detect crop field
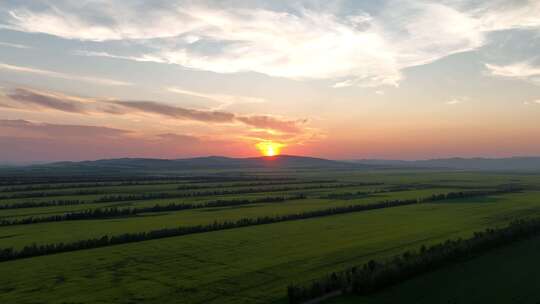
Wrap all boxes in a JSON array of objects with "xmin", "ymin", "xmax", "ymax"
[
  {"xmin": 325, "ymin": 234, "xmax": 540, "ymax": 304},
  {"xmin": 1, "ymin": 169, "xmax": 540, "ymax": 303}
]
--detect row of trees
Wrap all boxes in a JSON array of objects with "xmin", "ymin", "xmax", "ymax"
[
  {"xmin": 0, "ymin": 175, "xmax": 191, "ymax": 187},
  {"xmin": 0, "ymin": 189, "xmax": 515, "ymax": 261},
  {"xmin": 423, "ymin": 187, "xmax": 521, "ymax": 202},
  {"xmin": 92, "ymin": 183, "xmax": 367, "ymax": 203},
  {"xmin": 320, "ymin": 186, "xmax": 414, "ymax": 200},
  {"xmin": 321, "ymin": 191, "xmax": 373, "ymax": 200},
  {"xmin": 0, "ymin": 199, "xmax": 88, "ymax": 210},
  {"xmin": 0, "ymin": 175, "xmax": 297, "ymax": 188},
  {"xmin": 0, "ymin": 180, "xmax": 188, "ymax": 194},
  {"xmin": 0, "ymin": 182, "xmax": 331, "ymax": 210},
  {"xmin": 1, "ymin": 182, "xmax": 118, "ymax": 193},
  {"xmin": 0, "ymin": 179, "xmax": 191, "ymax": 193},
  {"xmin": 0, "ymin": 180, "xmax": 330, "ymax": 200},
  {"xmin": 0, "ymin": 194, "xmax": 307, "ymax": 226},
  {"xmin": 0, "ymin": 189, "xmax": 107, "ymax": 200},
  {"xmin": 287, "ymin": 218, "xmax": 540, "ymax": 303},
  {"xmin": 176, "ymin": 179, "xmax": 338, "ymax": 190}
]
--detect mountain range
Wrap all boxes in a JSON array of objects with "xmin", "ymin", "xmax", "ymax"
[{"xmin": 3, "ymin": 155, "xmax": 540, "ymax": 173}]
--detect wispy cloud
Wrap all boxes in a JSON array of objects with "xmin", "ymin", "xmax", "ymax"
[
  {"xmin": 0, "ymin": 41, "xmax": 30, "ymax": 49},
  {"xmin": 446, "ymin": 99, "xmax": 462, "ymax": 105},
  {"xmin": 167, "ymin": 87, "xmax": 265, "ymax": 110},
  {"xmin": 3, "ymin": 1, "xmax": 538, "ymax": 87},
  {"xmin": 2, "ymin": 87, "xmax": 305, "ymax": 134},
  {"xmin": 0, "ymin": 119, "xmax": 130, "ymax": 138},
  {"xmin": 0, "ymin": 119, "xmax": 220, "ymax": 162},
  {"xmin": 236, "ymin": 115, "xmax": 304, "ymax": 134},
  {"xmin": 6, "ymin": 88, "xmax": 88, "ymax": 113},
  {"xmin": 445, "ymin": 97, "xmax": 469, "ymax": 105},
  {"xmin": 485, "ymin": 62, "xmax": 540, "ymax": 85},
  {"xmin": 524, "ymin": 100, "xmax": 540, "ymax": 105},
  {"xmin": 114, "ymin": 100, "xmax": 235, "ymax": 123},
  {"xmin": 0, "ymin": 62, "xmax": 132, "ymax": 86}
]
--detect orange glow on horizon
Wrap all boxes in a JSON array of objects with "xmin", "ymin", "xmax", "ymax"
[{"xmin": 256, "ymin": 141, "xmax": 285, "ymax": 156}]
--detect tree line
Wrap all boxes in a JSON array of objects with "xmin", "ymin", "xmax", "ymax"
[
  {"xmin": 91, "ymin": 183, "xmax": 368, "ymax": 203},
  {"xmin": 0, "ymin": 175, "xmax": 189, "ymax": 187},
  {"xmin": 287, "ymin": 217, "xmax": 540, "ymax": 303},
  {"xmin": 0, "ymin": 194, "xmax": 307, "ymax": 226},
  {"xmin": 0, "ymin": 180, "xmax": 331, "ymax": 200},
  {"xmin": 176, "ymin": 179, "xmax": 338, "ymax": 190},
  {"xmin": 0, "ymin": 180, "xmax": 196, "ymax": 194},
  {"xmin": 0, "ymin": 189, "xmax": 107, "ymax": 200},
  {"xmin": 0, "ymin": 189, "xmax": 517, "ymax": 261},
  {"xmin": 0, "ymin": 175, "xmax": 296, "ymax": 187},
  {"xmin": 0, "ymin": 182, "xmax": 336, "ymax": 210},
  {"xmin": 0, "ymin": 199, "xmax": 90, "ymax": 210},
  {"xmin": 320, "ymin": 186, "xmax": 414, "ymax": 200}
]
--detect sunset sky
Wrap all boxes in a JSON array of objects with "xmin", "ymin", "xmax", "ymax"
[{"xmin": 1, "ymin": 0, "xmax": 540, "ymax": 163}]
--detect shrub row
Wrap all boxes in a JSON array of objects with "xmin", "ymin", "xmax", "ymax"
[
  {"xmin": 320, "ymin": 187, "xmax": 409, "ymax": 200},
  {"xmin": 0, "ymin": 182, "xmax": 341, "ymax": 210},
  {"xmin": 0, "ymin": 180, "xmax": 327, "ymax": 200},
  {"xmin": 92, "ymin": 183, "xmax": 371, "ymax": 203},
  {"xmin": 0, "ymin": 194, "xmax": 307, "ymax": 226},
  {"xmin": 0, "ymin": 175, "xmax": 296, "ymax": 188},
  {"xmin": 176, "ymin": 179, "xmax": 338, "ymax": 190}
]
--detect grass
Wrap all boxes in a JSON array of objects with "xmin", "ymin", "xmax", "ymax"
[
  {"xmin": 2, "ymin": 192, "xmax": 540, "ymax": 303},
  {"xmin": 1, "ymin": 169, "xmax": 540, "ymax": 303},
  {"xmin": 0, "ymin": 188, "xmax": 464, "ymax": 249}
]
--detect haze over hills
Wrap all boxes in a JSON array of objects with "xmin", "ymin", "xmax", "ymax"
[
  {"xmin": 49, "ymin": 155, "xmax": 540, "ymax": 171},
  {"xmin": 3, "ymin": 155, "xmax": 540, "ymax": 173},
  {"xmin": 45, "ymin": 155, "xmax": 354, "ymax": 171}
]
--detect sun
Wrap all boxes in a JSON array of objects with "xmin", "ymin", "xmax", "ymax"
[{"xmin": 256, "ymin": 141, "xmax": 284, "ymax": 157}]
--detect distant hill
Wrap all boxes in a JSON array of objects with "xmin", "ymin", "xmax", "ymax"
[
  {"xmin": 351, "ymin": 157, "xmax": 540, "ymax": 171},
  {"xmin": 5, "ymin": 156, "xmax": 540, "ymax": 174},
  {"xmin": 41, "ymin": 155, "xmax": 357, "ymax": 172}
]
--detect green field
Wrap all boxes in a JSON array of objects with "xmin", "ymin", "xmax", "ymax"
[
  {"xmin": 325, "ymin": 234, "xmax": 540, "ymax": 304},
  {"xmin": 1, "ymin": 169, "xmax": 540, "ymax": 303}
]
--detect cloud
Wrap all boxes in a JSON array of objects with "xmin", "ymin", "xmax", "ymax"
[
  {"xmin": 0, "ymin": 62, "xmax": 132, "ymax": 86},
  {"xmin": 0, "ymin": 119, "xmax": 225, "ymax": 162},
  {"xmin": 236, "ymin": 115, "xmax": 304, "ymax": 133},
  {"xmin": 524, "ymin": 100, "xmax": 540, "ymax": 105},
  {"xmin": 3, "ymin": 1, "xmax": 538, "ymax": 87},
  {"xmin": 154, "ymin": 133, "xmax": 200, "ymax": 143},
  {"xmin": 445, "ymin": 96, "xmax": 470, "ymax": 105},
  {"xmin": 167, "ymin": 87, "xmax": 265, "ymax": 110},
  {"xmin": 114, "ymin": 100, "xmax": 235, "ymax": 123},
  {"xmin": 485, "ymin": 62, "xmax": 540, "ymax": 85},
  {"xmin": 6, "ymin": 88, "xmax": 88, "ymax": 113},
  {"xmin": 2, "ymin": 87, "xmax": 305, "ymax": 134},
  {"xmin": 0, "ymin": 41, "xmax": 30, "ymax": 49},
  {"xmin": 472, "ymin": 0, "xmax": 540, "ymax": 31},
  {"xmin": 0, "ymin": 119, "xmax": 130, "ymax": 138},
  {"xmin": 446, "ymin": 99, "xmax": 462, "ymax": 105}
]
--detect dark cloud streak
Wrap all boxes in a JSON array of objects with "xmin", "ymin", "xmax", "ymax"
[
  {"xmin": 0, "ymin": 119, "xmax": 212, "ymax": 162},
  {"xmin": 7, "ymin": 88, "xmax": 86, "ymax": 113},
  {"xmin": 2, "ymin": 87, "xmax": 305, "ymax": 133},
  {"xmin": 115, "ymin": 101, "xmax": 235, "ymax": 123}
]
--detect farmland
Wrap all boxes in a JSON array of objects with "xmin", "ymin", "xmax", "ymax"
[
  {"xmin": 325, "ymin": 234, "xmax": 540, "ymax": 304},
  {"xmin": 1, "ymin": 166, "xmax": 540, "ymax": 303}
]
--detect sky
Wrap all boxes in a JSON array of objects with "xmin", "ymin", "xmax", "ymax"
[{"xmin": 0, "ymin": 0, "xmax": 539, "ymax": 163}]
